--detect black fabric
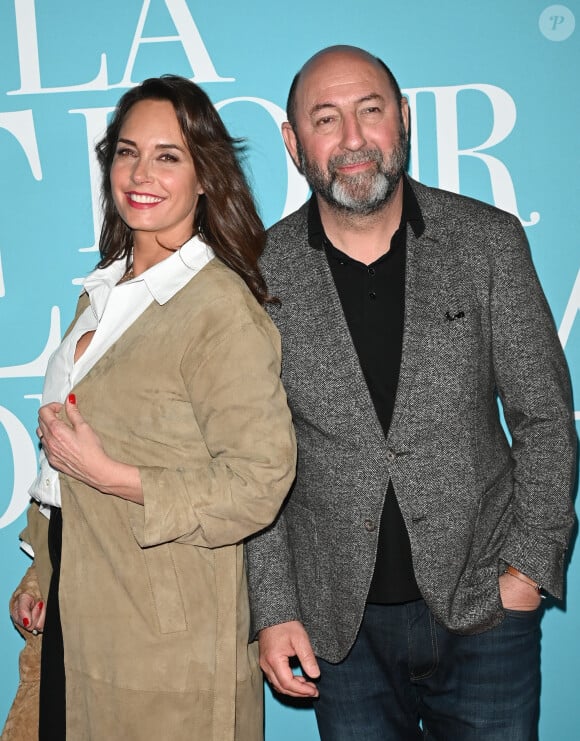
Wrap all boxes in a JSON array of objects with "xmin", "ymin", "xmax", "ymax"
[
  {"xmin": 309, "ymin": 179, "xmax": 423, "ymax": 603},
  {"xmin": 39, "ymin": 507, "xmax": 66, "ymax": 741}
]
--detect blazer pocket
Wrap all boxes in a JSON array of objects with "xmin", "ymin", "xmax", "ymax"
[
  {"xmin": 468, "ymin": 466, "xmax": 514, "ymax": 577},
  {"xmin": 142, "ymin": 543, "xmax": 188, "ymax": 634},
  {"xmin": 439, "ymin": 303, "xmax": 477, "ymax": 340},
  {"xmin": 413, "ymin": 297, "xmax": 480, "ymax": 375}
]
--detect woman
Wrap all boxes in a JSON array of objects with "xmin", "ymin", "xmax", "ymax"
[{"xmin": 9, "ymin": 75, "xmax": 296, "ymax": 741}]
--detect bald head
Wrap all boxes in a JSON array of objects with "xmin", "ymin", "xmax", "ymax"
[{"xmin": 286, "ymin": 45, "xmax": 403, "ymax": 129}]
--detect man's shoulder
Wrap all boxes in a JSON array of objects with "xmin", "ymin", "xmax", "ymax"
[
  {"xmin": 266, "ymin": 201, "xmax": 310, "ymax": 242},
  {"xmin": 260, "ymin": 201, "xmax": 311, "ymax": 274},
  {"xmin": 408, "ymin": 177, "xmax": 520, "ymax": 230}
]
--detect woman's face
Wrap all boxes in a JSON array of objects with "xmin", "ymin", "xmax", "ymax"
[{"xmin": 110, "ymin": 98, "xmax": 203, "ymax": 249}]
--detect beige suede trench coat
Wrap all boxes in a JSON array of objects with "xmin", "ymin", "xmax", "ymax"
[{"xmin": 42, "ymin": 257, "xmax": 296, "ymax": 740}]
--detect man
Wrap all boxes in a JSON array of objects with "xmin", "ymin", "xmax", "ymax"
[{"xmin": 246, "ymin": 45, "xmax": 576, "ymax": 740}]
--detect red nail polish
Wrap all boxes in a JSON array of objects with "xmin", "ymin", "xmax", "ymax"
[
  {"xmin": 23, "ymin": 617, "xmax": 29, "ymax": 627},
  {"xmin": 68, "ymin": 393, "xmax": 76, "ymax": 405},
  {"xmin": 38, "ymin": 602, "xmax": 44, "ymax": 610}
]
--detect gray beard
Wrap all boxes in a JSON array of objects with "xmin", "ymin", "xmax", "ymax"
[{"xmin": 297, "ymin": 125, "xmax": 408, "ymax": 216}]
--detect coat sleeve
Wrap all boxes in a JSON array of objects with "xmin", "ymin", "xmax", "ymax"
[
  {"xmin": 18, "ymin": 502, "xmax": 52, "ymax": 601},
  {"xmin": 244, "ymin": 504, "xmax": 304, "ymax": 638},
  {"xmin": 127, "ymin": 296, "xmax": 297, "ymax": 550},
  {"xmin": 491, "ymin": 214, "xmax": 576, "ymax": 597}
]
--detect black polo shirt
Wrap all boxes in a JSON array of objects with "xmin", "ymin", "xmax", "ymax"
[{"xmin": 307, "ymin": 177, "xmax": 424, "ymax": 603}]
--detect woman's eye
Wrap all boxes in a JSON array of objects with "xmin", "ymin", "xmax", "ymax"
[
  {"xmin": 159, "ymin": 153, "xmax": 178, "ymax": 162},
  {"xmin": 115, "ymin": 148, "xmax": 135, "ymax": 157}
]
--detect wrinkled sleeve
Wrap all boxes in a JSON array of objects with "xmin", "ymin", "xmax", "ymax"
[
  {"xmin": 245, "ymin": 505, "xmax": 303, "ymax": 639},
  {"xmin": 492, "ymin": 216, "xmax": 576, "ymax": 597},
  {"xmin": 18, "ymin": 501, "xmax": 52, "ymax": 600},
  {"xmin": 127, "ymin": 299, "xmax": 296, "ymax": 549}
]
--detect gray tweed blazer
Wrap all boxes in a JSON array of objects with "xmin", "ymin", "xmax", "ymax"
[{"xmin": 246, "ymin": 177, "xmax": 576, "ymax": 663}]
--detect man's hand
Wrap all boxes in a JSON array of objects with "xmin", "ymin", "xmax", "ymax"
[
  {"xmin": 259, "ymin": 620, "xmax": 320, "ymax": 698},
  {"xmin": 499, "ymin": 568, "xmax": 542, "ymax": 611}
]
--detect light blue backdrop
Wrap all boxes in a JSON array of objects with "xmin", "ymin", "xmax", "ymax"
[{"xmin": 1, "ymin": 1, "xmax": 578, "ymax": 737}]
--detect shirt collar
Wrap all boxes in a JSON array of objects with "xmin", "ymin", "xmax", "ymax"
[
  {"xmin": 82, "ymin": 235, "xmax": 215, "ymax": 319},
  {"xmin": 307, "ymin": 174, "xmax": 425, "ymax": 251}
]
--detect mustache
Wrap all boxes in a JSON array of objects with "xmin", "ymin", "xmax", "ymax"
[{"xmin": 328, "ymin": 149, "xmax": 384, "ymax": 170}]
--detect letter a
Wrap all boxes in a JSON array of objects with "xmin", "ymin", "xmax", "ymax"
[
  {"xmin": 113, "ymin": 0, "xmax": 234, "ymax": 88},
  {"xmin": 559, "ymin": 268, "xmax": 580, "ymax": 350}
]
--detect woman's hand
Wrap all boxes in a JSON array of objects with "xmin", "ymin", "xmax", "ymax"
[
  {"xmin": 11, "ymin": 593, "xmax": 45, "ymax": 635},
  {"xmin": 38, "ymin": 394, "xmax": 109, "ymax": 489},
  {"xmin": 38, "ymin": 394, "xmax": 144, "ymax": 503}
]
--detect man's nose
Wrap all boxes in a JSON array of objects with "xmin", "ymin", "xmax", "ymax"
[{"xmin": 340, "ymin": 114, "xmax": 366, "ymax": 150}]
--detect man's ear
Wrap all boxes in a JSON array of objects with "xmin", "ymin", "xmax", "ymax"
[
  {"xmin": 400, "ymin": 96, "xmax": 410, "ymax": 136},
  {"xmin": 282, "ymin": 122, "xmax": 301, "ymax": 170}
]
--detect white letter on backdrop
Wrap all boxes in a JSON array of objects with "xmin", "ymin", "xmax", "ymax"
[
  {"xmin": 0, "ymin": 110, "xmax": 42, "ymax": 180},
  {"xmin": 215, "ymin": 97, "xmax": 309, "ymax": 218},
  {"xmin": 0, "ymin": 307, "xmax": 61, "ymax": 379},
  {"xmin": 558, "ymin": 268, "xmax": 580, "ymax": 420},
  {"xmin": 559, "ymin": 268, "xmax": 580, "ymax": 351},
  {"xmin": 0, "ymin": 109, "xmax": 42, "ymax": 297},
  {"xmin": 0, "ymin": 405, "xmax": 37, "ymax": 529},
  {"xmin": 113, "ymin": 0, "xmax": 234, "ymax": 88},
  {"xmin": 405, "ymin": 84, "xmax": 539, "ymax": 226},
  {"xmin": 68, "ymin": 107, "xmax": 115, "ymax": 252},
  {"xmin": 8, "ymin": 0, "xmax": 109, "ymax": 94}
]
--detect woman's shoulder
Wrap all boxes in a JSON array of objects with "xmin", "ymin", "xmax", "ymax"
[
  {"xmin": 183, "ymin": 257, "xmax": 267, "ymax": 318},
  {"xmin": 177, "ymin": 258, "xmax": 281, "ymax": 363}
]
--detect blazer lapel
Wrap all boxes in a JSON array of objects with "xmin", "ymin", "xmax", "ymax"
[
  {"xmin": 390, "ymin": 216, "xmax": 455, "ymax": 435},
  {"xmin": 284, "ymin": 241, "xmax": 387, "ymax": 448}
]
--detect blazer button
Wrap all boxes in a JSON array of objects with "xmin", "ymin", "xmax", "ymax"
[
  {"xmin": 386, "ymin": 450, "xmax": 396, "ymax": 463},
  {"xmin": 364, "ymin": 519, "xmax": 377, "ymax": 532}
]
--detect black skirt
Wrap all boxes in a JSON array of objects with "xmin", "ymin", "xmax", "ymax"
[{"xmin": 39, "ymin": 507, "xmax": 66, "ymax": 740}]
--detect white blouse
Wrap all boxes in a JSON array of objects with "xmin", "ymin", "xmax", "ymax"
[{"xmin": 28, "ymin": 236, "xmax": 215, "ymax": 515}]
